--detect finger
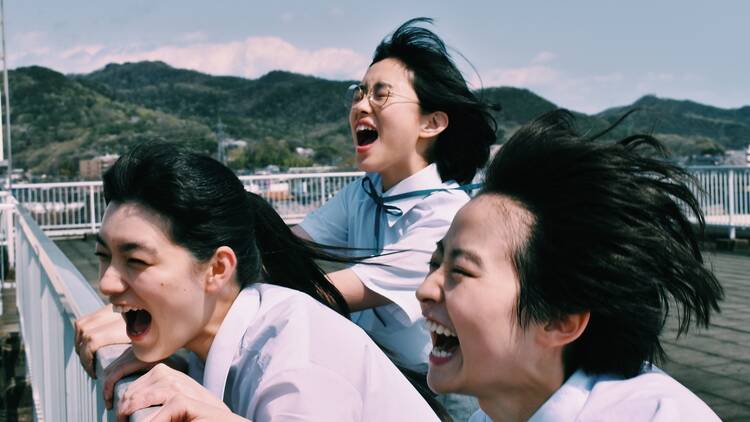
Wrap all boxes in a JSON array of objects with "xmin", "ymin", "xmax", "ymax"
[
  {"xmin": 77, "ymin": 325, "xmax": 120, "ymax": 378},
  {"xmin": 143, "ymin": 394, "xmax": 190, "ymax": 422},
  {"xmin": 119, "ymin": 386, "xmax": 173, "ymax": 417},
  {"xmin": 118, "ymin": 364, "xmax": 185, "ymax": 416},
  {"xmin": 77, "ymin": 304, "xmax": 117, "ymax": 334},
  {"xmin": 103, "ymin": 350, "xmax": 156, "ymax": 408}
]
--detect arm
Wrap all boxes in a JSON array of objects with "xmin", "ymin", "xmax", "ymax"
[{"xmin": 293, "ymin": 225, "xmax": 390, "ymax": 311}]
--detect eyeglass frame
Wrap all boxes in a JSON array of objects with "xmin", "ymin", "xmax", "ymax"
[{"xmin": 346, "ymin": 82, "xmax": 420, "ymax": 109}]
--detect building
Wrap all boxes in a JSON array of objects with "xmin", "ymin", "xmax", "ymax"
[{"xmin": 79, "ymin": 154, "xmax": 119, "ymax": 180}]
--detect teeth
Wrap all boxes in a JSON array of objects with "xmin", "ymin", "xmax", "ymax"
[
  {"xmin": 112, "ymin": 305, "xmax": 143, "ymax": 314},
  {"xmin": 431, "ymin": 347, "xmax": 455, "ymax": 358},
  {"xmin": 426, "ymin": 320, "xmax": 457, "ymax": 337},
  {"xmin": 356, "ymin": 124, "xmax": 375, "ymax": 132}
]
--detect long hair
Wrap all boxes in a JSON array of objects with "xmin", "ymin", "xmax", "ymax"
[
  {"xmin": 482, "ymin": 109, "xmax": 723, "ymax": 377},
  {"xmin": 103, "ymin": 143, "xmax": 452, "ymax": 419},
  {"xmin": 372, "ymin": 17, "xmax": 497, "ymax": 184},
  {"xmin": 102, "ymin": 142, "xmax": 349, "ymax": 316}
]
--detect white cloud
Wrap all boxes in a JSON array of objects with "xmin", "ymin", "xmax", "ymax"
[
  {"xmin": 476, "ymin": 65, "xmax": 561, "ymax": 88},
  {"xmin": 9, "ymin": 35, "xmax": 369, "ymax": 81}
]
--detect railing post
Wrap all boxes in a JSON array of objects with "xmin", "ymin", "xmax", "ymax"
[
  {"xmin": 319, "ymin": 175, "xmax": 326, "ymax": 205},
  {"xmin": 88, "ymin": 184, "xmax": 96, "ymax": 234},
  {"xmin": 5, "ymin": 204, "xmax": 13, "ymax": 270},
  {"xmin": 728, "ymin": 169, "xmax": 736, "ymax": 240}
]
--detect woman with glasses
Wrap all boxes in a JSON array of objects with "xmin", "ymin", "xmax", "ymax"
[
  {"xmin": 417, "ymin": 110, "xmax": 722, "ymax": 421},
  {"xmin": 293, "ymin": 18, "xmax": 496, "ymax": 388}
]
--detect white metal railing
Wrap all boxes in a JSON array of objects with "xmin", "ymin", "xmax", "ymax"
[
  {"xmin": 688, "ymin": 166, "xmax": 750, "ymax": 239},
  {"xmin": 10, "ymin": 168, "xmax": 750, "ymax": 239},
  {"xmin": 10, "ymin": 172, "xmax": 364, "ymax": 238},
  {"xmin": 2, "ymin": 196, "xmax": 149, "ymax": 421}
]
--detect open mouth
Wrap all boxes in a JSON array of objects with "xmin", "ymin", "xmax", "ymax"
[
  {"xmin": 356, "ymin": 125, "xmax": 378, "ymax": 147},
  {"xmin": 426, "ymin": 320, "xmax": 460, "ymax": 361},
  {"xmin": 114, "ymin": 305, "xmax": 152, "ymax": 339}
]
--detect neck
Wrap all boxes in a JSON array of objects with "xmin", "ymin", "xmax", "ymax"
[
  {"xmin": 379, "ymin": 159, "xmax": 430, "ymax": 192},
  {"xmin": 478, "ymin": 360, "xmax": 564, "ymax": 422},
  {"xmin": 185, "ymin": 284, "xmax": 241, "ymax": 361}
]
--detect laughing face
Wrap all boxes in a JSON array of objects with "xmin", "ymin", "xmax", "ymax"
[
  {"xmin": 96, "ymin": 202, "xmax": 212, "ymax": 362},
  {"xmin": 350, "ymin": 58, "xmax": 434, "ymax": 189},
  {"xmin": 417, "ymin": 195, "xmax": 544, "ymax": 397}
]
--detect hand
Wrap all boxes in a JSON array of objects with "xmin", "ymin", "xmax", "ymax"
[
  {"xmin": 74, "ymin": 303, "xmax": 130, "ymax": 378},
  {"xmin": 102, "ymin": 346, "xmax": 158, "ymax": 410},
  {"xmin": 143, "ymin": 393, "xmax": 249, "ymax": 422},
  {"xmin": 117, "ymin": 363, "xmax": 233, "ymax": 422}
]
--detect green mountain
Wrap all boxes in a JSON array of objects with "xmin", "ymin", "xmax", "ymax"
[
  {"xmin": 596, "ymin": 95, "xmax": 750, "ymax": 156},
  {"xmin": 8, "ymin": 65, "xmax": 215, "ymax": 176},
  {"xmin": 4, "ymin": 61, "xmax": 748, "ymax": 177}
]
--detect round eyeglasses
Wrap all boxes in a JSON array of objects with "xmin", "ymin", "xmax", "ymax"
[{"xmin": 345, "ymin": 83, "xmax": 418, "ymax": 109}]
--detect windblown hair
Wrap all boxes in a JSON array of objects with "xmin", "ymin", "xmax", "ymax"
[
  {"xmin": 102, "ymin": 143, "xmax": 349, "ymax": 316},
  {"xmin": 482, "ymin": 109, "xmax": 723, "ymax": 378},
  {"xmin": 104, "ymin": 143, "xmax": 452, "ymax": 420},
  {"xmin": 372, "ymin": 17, "xmax": 497, "ymax": 185}
]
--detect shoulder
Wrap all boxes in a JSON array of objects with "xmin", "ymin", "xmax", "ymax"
[
  {"xmin": 407, "ymin": 185, "xmax": 471, "ymax": 221},
  {"xmin": 468, "ymin": 409, "xmax": 491, "ymax": 422},
  {"xmin": 580, "ymin": 369, "xmax": 719, "ymax": 421},
  {"xmin": 246, "ymin": 284, "xmax": 374, "ymax": 362}
]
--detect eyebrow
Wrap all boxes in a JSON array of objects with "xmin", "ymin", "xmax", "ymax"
[
  {"xmin": 449, "ymin": 247, "xmax": 483, "ymax": 267},
  {"xmin": 435, "ymin": 240, "xmax": 482, "ymax": 266},
  {"xmin": 95, "ymin": 234, "xmax": 157, "ymax": 255},
  {"xmin": 361, "ymin": 81, "xmax": 393, "ymax": 90}
]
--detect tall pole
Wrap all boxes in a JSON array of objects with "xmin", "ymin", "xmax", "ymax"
[{"xmin": 0, "ymin": 0, "xmax": 11, "ymax": 190}]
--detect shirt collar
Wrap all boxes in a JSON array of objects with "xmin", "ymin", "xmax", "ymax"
[
  {"xmin": 202, "ymin": 286, "xmax": 260, "ymax": 401},
  {"xmin": 529, "ymin": 369, "xmax": 595, "ymax": 422},
  {"xmin": 367, "ymin": 164, "xmax": 456, "ymax": 227}
]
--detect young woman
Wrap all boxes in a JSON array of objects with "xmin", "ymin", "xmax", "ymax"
[
  {"xmin": 417, "ymin": 110, "xmax": 723, "ymax": 421},
  {"xmin": 85, "ymin": 143, "xmax": 440, "ymax": 421},
  {"xmin": 293, "ymin": 17, "xmax": 496, "ymax": 375}
]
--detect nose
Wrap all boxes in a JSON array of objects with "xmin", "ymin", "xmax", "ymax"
[
  {"xmin": 416, "ymin": 267, "xmax": 443, "ymax": 305},
  {"xmin": 98, "ymin": 264, "xmax": 128, "ymax": 297},
  {"xmin": 350, "ymin": 94, "xmax": 372, "ymax": 117}
]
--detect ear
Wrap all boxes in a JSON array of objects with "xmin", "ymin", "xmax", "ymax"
[
  {"xmin": 205, "ymin": 246, "xmax": 238, "ymax": 293},
  {"xmin": 537, "ymin": 312, "xmax": 590, "ymax": 348},
  {"xmin": 419, "ymin": 111, "xmax": 449, "ymax": 140}
]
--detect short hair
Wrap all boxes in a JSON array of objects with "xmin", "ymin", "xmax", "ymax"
[
  {"xmin": 372, "ymin": 17, "xmax": 497, "ymax": 185},
  {"xmin": 481, "ymin": 109, "xmax": 723, "ymax": 378},
  {"xmin": 102, "ymin": 142, "xmax": 349, "ymax": 316}
]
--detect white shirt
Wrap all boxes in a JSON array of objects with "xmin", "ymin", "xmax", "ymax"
[
  {"xmin": 299, "ymin": 164, "xmax": 470, "ymax": 371},
  {"xmin": 190, "ymin": 284, "xmax": 440, "ymax": 422},
  {"xmin": 468, "ymin": 366, "xmax": 720, "ymax": 422}
]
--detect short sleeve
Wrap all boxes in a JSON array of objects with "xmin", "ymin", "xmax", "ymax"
[
  {"xmin": 298, "ymin": 180, "xmax": 355, "ymax": 247},
  {"xmin": 250, "ymin": 366, "xmax": 363, "ymax": 422},
  {"xmin": 350, "ymin": 191, "xmax": 467, "ymax": 324}
]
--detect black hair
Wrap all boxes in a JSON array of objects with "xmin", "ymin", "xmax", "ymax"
[
  {"xmin": 372, "ymin": 17, "xmax": 497, "ymax": 185},
  {"xmin": 103, "ymin": 143, "xmax": 452, "ymax": 420},
  {"xmin": 482, "ymin": 109, "xmax": 723, "ymax": 378},
  {"xmin": 102, "ymin": 142, "xmax": 349, "ymax": 316}
]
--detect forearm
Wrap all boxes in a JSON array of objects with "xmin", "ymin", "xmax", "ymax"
[{"xmin": 327, "ymin": 268, "xmax": 391, "ymax": 311}]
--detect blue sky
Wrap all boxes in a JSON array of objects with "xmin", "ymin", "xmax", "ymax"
[{"xmin": 7, "ymin": 0, "xmax": 749, "ymax": 113}]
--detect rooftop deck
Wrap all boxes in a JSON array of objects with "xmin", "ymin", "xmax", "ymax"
[{"xmin": 55, "ymin": 238, "xmax": 750, "ymax": 421}]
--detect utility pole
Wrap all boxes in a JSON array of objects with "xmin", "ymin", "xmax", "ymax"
[
  {"xmin": 0, "ymin": 0, "xmax": 11, "ymax": 190},
  {"xmin": 216, "ymin": 117, "xmax": 226, "ymax": 164}
]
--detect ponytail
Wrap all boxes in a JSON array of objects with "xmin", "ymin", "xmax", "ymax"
[{"xmin": 247, "ymin": 192, "xmax": 350, "ymax": 317}]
